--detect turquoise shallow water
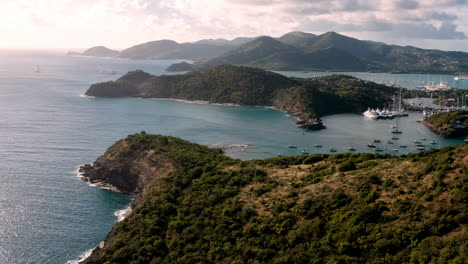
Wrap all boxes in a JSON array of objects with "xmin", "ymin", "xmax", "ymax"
[{"xmin": 0, "ymin": 50, "xmax": 465, "ymax": 263}]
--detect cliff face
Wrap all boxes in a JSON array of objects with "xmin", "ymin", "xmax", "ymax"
[
  {"xmin": 79, "ymin": 134, "xmax": 226, "ymax": 200},
  {"xmin": 84, "ymin": 65, "xmax": 396, "ymax": 130},
  {"xmin": 82, "ymin": 134, "xmax": 467, "ymax": 264}
]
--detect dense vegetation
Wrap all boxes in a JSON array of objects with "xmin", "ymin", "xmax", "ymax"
[
  {"xmin": 168, "ymin": 31, "xmax": 468, "ymax": 73},
  {"xmin": 424, "ymin": 110, "xmax": 468, "ymax": 138},
  {"xmin": 83, "ymin": 134, "xmax": 467, "ymax": 264},
  {"xmin": 86, "ymin": 65, "xmax": 396, "ymax": 130},
  {"xmin": 69, "ymin": 31, "xmax": 468, "ymax": 73}
]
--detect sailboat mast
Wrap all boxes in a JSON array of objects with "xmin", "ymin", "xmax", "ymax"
[{"xmin": 399, "ymin": 88, "xmax": 402, "ymax": 112}]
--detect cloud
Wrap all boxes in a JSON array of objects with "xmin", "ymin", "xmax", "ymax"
[
  {"xmin": 393, "ymin": 0, "xmax": 419, "ymax": 9},
  {"xmin": 393, "ymin": 22, "xmax": 466, "ymax": 39},
  {"xmin": 0, "ymin": 0, "xmax": 467, "ymax": 49}
]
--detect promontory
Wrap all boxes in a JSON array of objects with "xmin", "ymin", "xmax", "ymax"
[
  {"xmin": 80, "ymin": 133, "xmax": 467, "ymax": 263},
  {"xmin": 84, "ymin": 65, "xmax": 396, "ymax": 130}
]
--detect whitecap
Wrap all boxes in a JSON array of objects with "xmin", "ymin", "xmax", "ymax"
[{"xmin": 114, "ymin": 207, "xmax": 132, "ymax": 222}]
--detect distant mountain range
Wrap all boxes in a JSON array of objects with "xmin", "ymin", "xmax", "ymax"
[{"xmin": 69, "ymin": 31, "xmax": 468, "ymax": 73}]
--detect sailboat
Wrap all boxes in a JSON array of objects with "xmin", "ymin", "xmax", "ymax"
[
  {"xmin": 35, "ymin": 65, "xmax": 41, "ymax": 73},
  {"xmin": 391, "ymin": 116, "xmax": 402, "ymax": 134}
]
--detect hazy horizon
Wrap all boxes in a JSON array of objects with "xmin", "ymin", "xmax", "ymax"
[{"xmin": 2, "ymin": 0, "xmax": 468, "ymax": 52}]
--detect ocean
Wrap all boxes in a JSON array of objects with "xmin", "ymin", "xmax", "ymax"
[{"xmin": 0, "ymin": 50, "xmax": 465, "ymax": 263}]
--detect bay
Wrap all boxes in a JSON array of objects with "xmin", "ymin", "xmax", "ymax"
[{"xmin": 0, "ymin": 50, "xmax": 464, "ymax": 263}]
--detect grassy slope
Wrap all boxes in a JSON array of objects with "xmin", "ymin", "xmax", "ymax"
[{"xmin": 84, "ymin": 134, "xmax": 467, "ymax": 264}]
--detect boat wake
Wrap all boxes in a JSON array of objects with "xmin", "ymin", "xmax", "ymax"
[{"xmin": 79, "ymin": 94, "xmax": 95, "ymax": 98}]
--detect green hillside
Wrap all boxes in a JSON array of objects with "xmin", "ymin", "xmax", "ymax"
[
  {"xmin": 424, "ymin": 110, "xmax": 468, "ymax": 138},
  {"xmin": 81, "ymin": 134, "xmax": 467, "ymax": 263},
  {"xmin": 168, "ymin": 31, "xmax": 468, "ymax": 73},
  {"xmin": 85, "ymin": 65, "xmax": 396, "ymax": 130}
]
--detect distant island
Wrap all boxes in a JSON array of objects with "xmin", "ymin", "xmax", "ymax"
[
  {"xmin": 80, "ymin": 133, "xmax": 467, "ymax": 263},
  {"xmin": 67, "ymin": 46, "xmax": 119, "ymax": 57},
  {"xmin": 84, "ymin": 65, "xmax": 396, "ymax": 130},
  {"xmin": 69, "ymin": 31, "xmax": 468, "ymax": 74},
  {"xmin": 423, "ymin": 110, "xmax": 468, "ymax": 138}
]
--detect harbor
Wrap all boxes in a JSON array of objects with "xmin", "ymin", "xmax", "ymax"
[{"xmin": 274, "ymin": 112, "xmax": 464, "ymax": 159}]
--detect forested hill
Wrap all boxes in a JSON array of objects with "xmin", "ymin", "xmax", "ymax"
[
  {"xmin": 81, "ymin": 133, "xmax": 467, "ymax": 263},
  {"xmin": 424, "ymin": 110, "xmax": 468, "ymax": 138},
  {"xmin": 85, "ymin": 65, "xmax": 396, "ymax": 130}
]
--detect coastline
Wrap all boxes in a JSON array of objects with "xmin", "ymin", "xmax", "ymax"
[
  {"xmin": 75, "ymin": 166, "xmax": 121, "ymax": 193},
  {"xmin": 70, "ymin": 166, "xmax": 133, "ymax": 264},
  {"xmin": 82, "ymin": 94, "xmax": 323, "ymax": 130}
]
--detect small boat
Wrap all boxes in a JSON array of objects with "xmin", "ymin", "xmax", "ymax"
[
  {"xmin": 367, "ymin": 143, "xmax": 377, "ymax": 148},
  {"xmin": 329, "ymin": 148, "xmax": 337, "ymax": 153},
  {"xmin": 373, "ymin": 139, "xmax": 381, "ymax": 143},
  {"xmin": 400, "ymin": 145, "xmax": 408, "ymax": 148},
  {"xmin": 288, "ymin": 145, "xmax": 298, "ymax": 148},
  {"xmin": 387, "ymin": 140, "xmax": 394, "ymax": 144},
  {"xmin": 416, "ymin": 144, "xmax": 425, "ymax": 148},
  {"xmin": 348, "ymin": 147, "xmax": 356, "ymax": 151},
  {"xmin": 301, "ymin": 149, "xmax": 309, "ymax": 155},
  {"xmin": 430, "ymin": 141, "xmax": 438, "ymax": 145},
  {"xmin": 391, "ymin": 130, "xmax": 402, "ymax": 134},
  {"xmin": 417, "ymin": 146, "xmax": 426, "ymax": 151},
  {"xmin": 414, "ymin": 141, "xmax": 422, "ymax": 144},
  {"xmin": 421, "ymin": 138, "xmax": 427, "ymax": 141},
  {"xmin": 277, "ymin": 153, "xmax": 283, "ymax": 157},
  {"xmin": 391, "ymin": 137, "xmax": 399, "ymax": 140},
  {"xmin": 375, "ymin": 148, "xmax": 384, "ymax": 152},
  {"xmin": 392, "ymin": 148, "xmax": 399, "ymax": 151},
  {"xmin": 314, "ymin": 144, "xmax": 322, "ymax": 148}
]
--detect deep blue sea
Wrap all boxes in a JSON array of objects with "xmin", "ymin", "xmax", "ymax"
[{"xmin": 0, "ymin": 50, "xmax": 465, "ymax": 263}]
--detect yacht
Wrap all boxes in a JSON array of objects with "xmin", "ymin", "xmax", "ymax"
[
  {"xmin": 417, "ymin": 146, "xmax": 426, "ymax": 151},
  {"xmin": 430, "ymin": 141, "xmax": 438, "ymax": 145},
  {"xmin": 329, "ymin": 148, "xmax": 337, "ymax": 153},
  {"xmin": 387, "ymin": 140, "xmax": 394, "ymax": 144},
  {"xmin": 391, "ymin": 136, "xmax": 399, "ymax": 140},
  {"xmin": 363, "ymin": 108, "xmax": 380, "ymax": 119},
  {"xmin": 348, "ymin": 147, "xmax": 356, "ymax": 151},
  {"xmin": 454, "ymin": 76, "xmax": 468, "ymax": 81},
  {"xmin": 367, "ymin": 143, "xmax": 377, "ymax": 148},
  {"xmin": 414, "ymin": 140, "xmax": 422, "ymax": 144},
  {"xmin": 301, "ymin": 149, "xmax": 310, "ymax": 155},
  {"xmin": 314, "ymin": 144, "xmax": 322, "ymax": 148},
  {"xmin": 392, "ymin": 148, "xmax": 399, "ymax": 151}
]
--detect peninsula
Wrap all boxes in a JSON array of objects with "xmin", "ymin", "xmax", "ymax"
[
  {"xmin": 80, "ymin": 133, "xmax": 467, "ymax": 263},
  {"xmin": 423, "ymin": 110, "xmax": 468, "ymax": 138},
  {"xmin": 84, "ymin": 65, "xmax": 396, "ymax": 130}
]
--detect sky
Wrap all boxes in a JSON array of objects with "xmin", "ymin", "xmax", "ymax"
[{"xmin": 1, "ymin": 0, "xmax": 468, "ymax": 51}]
